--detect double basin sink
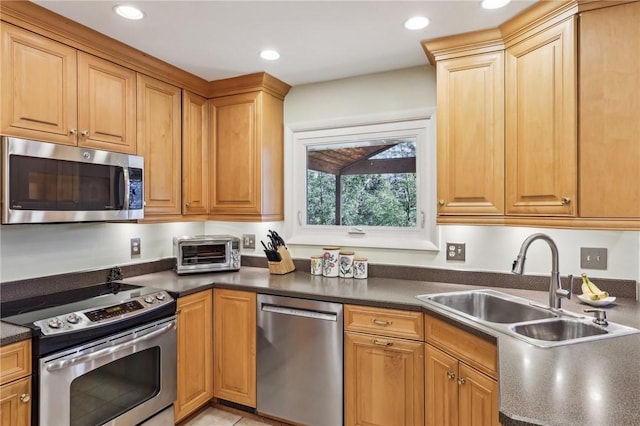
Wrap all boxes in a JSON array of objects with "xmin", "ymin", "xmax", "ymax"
[{"xmin": 416, "ymin": 289, "xmax": 639, "ymax": 348}]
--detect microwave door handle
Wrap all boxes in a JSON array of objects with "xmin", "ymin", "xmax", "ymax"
[
  {"xmin": 122, "ymin": 167, "xmax": 130, "ymax": 211},
  {"xmin": 45, "ymin": 320, "xmax": 176, "ymax": 372}
]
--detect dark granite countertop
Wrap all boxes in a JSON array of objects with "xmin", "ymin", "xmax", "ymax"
[{"xmin": 3, "ymin": 266, "xmax": 639, "ymax": 425}]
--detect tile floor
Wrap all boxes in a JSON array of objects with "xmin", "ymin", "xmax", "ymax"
[{"xmin": 182, "ymin": 407, "xmax": 272, "ymax": 426}]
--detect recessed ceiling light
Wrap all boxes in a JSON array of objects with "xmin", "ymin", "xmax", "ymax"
[
  {"xmin": 113, "ymin": 5, "xmax": 145, "ymax": 20},
  {"xmin": 481, "ymin": 0, "xmax": 511, "ymax": 10},
  {"xmin": 404, "ymin": 16, "xmax": 430, "ymax": 31},
  {"xmin": 260, "ymin": 50, "xmax": 280, "ymax": 61}
]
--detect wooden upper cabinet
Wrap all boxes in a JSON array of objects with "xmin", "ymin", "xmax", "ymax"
[
  {"xmin": 209, "ymin": 91, "xmax": 284, "ymax": 221},
  {"xmin": 435, "ymin": 50, "xmax": 505, "ymax": 215},
  {"xmin": 136, "ymin": 74, "xmax": 182, "ymax": 217},
  {"xmin": 77, "ymin": 52, "xmax": 137, "ymax": 154},
  {"xmin": 1, "ymin": 24, "xmax": 137, "ymax": 153},
  {"xmin": 504, "ymin": 17, "xmax": 577, "ymax": 216},
  {"xmin": 208, "ymin": 73, "xmax": 290, "ymax": 222},
  {"xmin": 1, "ymin": 23, "xmax": 77, "ymax": 145},
  {"xmin": 182, "ymin": 91, "xmax": 209, "ymax": 215},
  {"xmin": 578, "ymin": 2, "xmax": 640, "ymax": 219}
]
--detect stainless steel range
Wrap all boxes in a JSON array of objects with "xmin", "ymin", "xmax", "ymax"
[{"xmin": 1, "ymin": 282, "xmax": 177, "ymax": 426}]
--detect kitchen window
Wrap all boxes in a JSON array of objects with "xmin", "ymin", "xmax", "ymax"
[{"xmin": 287, "ymin": 117, "xmax": 438, "ymax": 250}]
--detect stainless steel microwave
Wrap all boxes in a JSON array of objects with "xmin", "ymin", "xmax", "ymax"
[
  {"xmin": 1, "ymin": 137, "xmax": 144, "ymax": 224},
  {"xmin": 173, "ymin": 235, "xmax": 241, "ymax": 274}
]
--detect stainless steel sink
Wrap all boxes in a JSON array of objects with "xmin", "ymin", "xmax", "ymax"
[
  {"xmin": 509, "ymin": 317, "xmax": 640, "ymax": 347},
  {"xmin": 422, "ymin": 290, "xmax": 557, "ymax": 323},
  {"xmin": 416, "ymin": 289, "xmax": 640, "ymax": 348},
  {"xmin": 512, "ymin": 318, "xmax": 608, "ymax": 341}
]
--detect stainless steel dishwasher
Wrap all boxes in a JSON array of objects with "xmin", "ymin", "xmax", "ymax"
[{"xmin": 257, "ymin": 294, "xmax": 343, "ymax": 426}]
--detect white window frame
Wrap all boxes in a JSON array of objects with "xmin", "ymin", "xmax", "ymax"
[{"xmin": 285, "ymin": 112, "xmax": 438, "ymax": 251}]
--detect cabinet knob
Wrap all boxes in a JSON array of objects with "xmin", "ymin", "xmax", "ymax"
[
  {"xmin": 457, "ymin": 377, "xmax": 466, "ymax": 385},
  {"xmin": 561, "ymin": 197, "xmax": 571, "ymax": 205},
  {"xmin": 371, "ymin": 338, "xmax": 393, "ymax": 347},
  {"xmin": 20, "ymin": 393, "xmax": 30, "ymax": 403},
  {"xmin": 81, "ymin": 130, "xmax": 90, "ymax": 137},
  {"xmin": 185, "ymin": 202, "xmax": 191, "ymax": 207},
  {"xmin": 438, "ymin": 199, "xmax": 445, "ymax": 206},
  {"xmin": 69, "ymin": 128, "xmax": 77, "ymax": 135},
  {"xmin": 447, "ymin": 371, "xmax": 456, "ymax": 380}
]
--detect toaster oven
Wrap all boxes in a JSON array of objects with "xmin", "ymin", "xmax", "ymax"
[{"xmin": 173, "ymin": 235, "xmax": 241, "ymax": 274}]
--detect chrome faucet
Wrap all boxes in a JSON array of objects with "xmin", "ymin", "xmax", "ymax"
[{"xmin": 512, "ymin": 233, "xmax": 571, "ymax": 309}]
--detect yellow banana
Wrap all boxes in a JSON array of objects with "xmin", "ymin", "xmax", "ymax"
[
  {"xmin": 582, "ymin": 273, "xmax": 609, "ymax": 300},
  {"xmin": 581, "ymin": 280, "xmax": 599, "ymax": 300}
]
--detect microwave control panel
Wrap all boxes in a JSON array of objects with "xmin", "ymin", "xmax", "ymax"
[{"xmin": 128, "ymin": 168, "xmax": 143, "ymax": 210}]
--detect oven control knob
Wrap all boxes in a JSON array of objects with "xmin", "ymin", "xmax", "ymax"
[
  {"xmin": 155, "ymin": 293, "xmax": 166, "ymax": 301},
  {"xmin": 67, "ymin": 313, "xmax": 80, "ymax": 324},
  {"xmin": 48, "ymin": 318, "xmax": 63, "ymax": 329},
  {"xmin": 144, "ymin": 296, "xmax": 155, "ymax": 304}
]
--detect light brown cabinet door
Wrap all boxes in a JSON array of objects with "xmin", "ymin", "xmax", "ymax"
[
  {"xmin": 0, "ymin": 377, "xmax": 31, "ymax": 426},
  {"xmin": 136, "ymin": 74, "xmax": 182, "ymax": 216},
  {"xmin": 1, "ymin": 23, "xmax": 77, "ymax": 145},
  {"xmin": 344, "ymin": 332, "xmax": 424, "ymax": 426},
  {"xmin": 458, "ymin": 363, "xmax": 499, "ymax": 426},
  {"xmin": 209, "ymin": 91, "xmax": 284, "ymax": 221},
  {"xmin": 77, "ymin": 52, "xmax": 137, "ymax": 154},
  {"xmin": 175, "ymin": 290, "xmax": 213, "ymax": 423},
  {"xmin": 436, "ymin": 51, "xmax": 505, "ymax": 215},
  {"xmin": 579, "ymin": 2, "xmax": 640, "ymax": 219},
  {"xmin": 425, "ymin": 344, "xmax": 459, "ymax": 426},
  {"xmin": 182, "ymin": 91, "xmax": 209, "ymax": 215},
  {"xmin": 505, "ymin": 17, "xmax": 577, "ymax": 216},
  {"xmin": 213, "ymin": 289, "xmax": 256, "ymax": 407}
]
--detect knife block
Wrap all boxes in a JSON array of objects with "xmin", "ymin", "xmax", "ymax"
[{"xmin": 268, "ymin": 246, "xmax": 296, "ymax": 275}]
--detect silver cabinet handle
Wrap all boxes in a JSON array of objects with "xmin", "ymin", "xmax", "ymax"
[{"xmin": 46, "ymin": 321, "xmax": 175, "ymax": 371}]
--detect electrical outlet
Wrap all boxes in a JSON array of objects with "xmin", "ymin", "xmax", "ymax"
[
  {"xmin": 580, "ymin": 247, "xmax": 607, "ymax": 270},
  {"xmin": 446, "ymin": 242, "xmax": 466, "ymax": 261},
  {"xmin": 243, "ymin": 234, "xmax": 256, "ymax": 249},
  {"xmin": 130, "ymin": 238, "xmax": 141, "ymax": 256}
]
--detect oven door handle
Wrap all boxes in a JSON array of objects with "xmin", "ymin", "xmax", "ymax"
[{"xmin": 45, "ymin": 320, "xmax": 176, "ymax": 372}]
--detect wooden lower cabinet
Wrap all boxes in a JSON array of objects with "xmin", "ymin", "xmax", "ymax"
[
  {"xmin": 344, "ymin": 332, "xmax": 424, "ymax": 426},
  {"xmin": 425, "ymin": 313, "xmax": 499, "ymax": 426},
  {"xmin": 175, "ymin": 290, "xmax": 213, "ymax": 423},
  {"xmin": 0, "ymin": 377, "xmax": 31, "ymax": 426},
  {"xmin": 344, "ymin": 305, "xmax": 424, "ymax": 426},
  {"xmin": 0, "ymin": 340, "xmax": 32, "ymax": 426},
  {"xmin": 213, "ymin": 289, "xmax": 256, "ymax": 407}
]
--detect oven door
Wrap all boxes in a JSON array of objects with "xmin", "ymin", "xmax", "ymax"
[{"xmin": 39, "ymin": 316, "xmax": 176, "ymax": 426}]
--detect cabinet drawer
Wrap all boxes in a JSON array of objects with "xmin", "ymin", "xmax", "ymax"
[
  {"xmin": 344, "ymin": 305, "xmax": 424, "ymax": 340},
  {"xmin": 0, "ymin": 340, "xmax": 31, "ymax": 386},
  {"xmin": 425, "ymin": 315, "xmax": 497, "ymax": 379}
]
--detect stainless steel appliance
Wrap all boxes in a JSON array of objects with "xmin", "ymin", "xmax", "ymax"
[
  {"xmin": 1, "ymin": 282, "xmax": 176, "ymax": 426},
  {"xmin": 1, "ymin": 137, "xmax": 144, "ymax": 224},
  {"xmin": 257, "ymin": 294, "xmax": 343, "ymax": 426},
  {"xmin": 173, "ymin": 235, "xmax": 240, "ymax": 274}
]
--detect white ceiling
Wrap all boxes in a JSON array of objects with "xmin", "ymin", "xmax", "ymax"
[{"xmin": 33, "ymin": 0, "xmax": 537, "ymax": 87}]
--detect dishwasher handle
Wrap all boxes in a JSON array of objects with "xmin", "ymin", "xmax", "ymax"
[{"xmin": 261, "ymin": 303, "xmax": 338, "ymax": 321}]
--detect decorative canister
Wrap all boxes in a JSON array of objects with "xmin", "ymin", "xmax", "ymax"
[
  {"xmin": 353, "ymin": 257, "xmax": 368, "ymax": 279},
  {"xmin": 322, "ymin": 247, "xmax": 340, "ymax": 277},
  {"xmin": 310, "ymin": 255, "xmax": 323, "ymax": 275},
  {"xmin": 339, "ymin": 251, "xmax": 355, "ymax": 278}
]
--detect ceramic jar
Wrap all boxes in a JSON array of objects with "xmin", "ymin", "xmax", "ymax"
[
  {"xmin": 322, "ymin": 247, "xmax": 340, "ymax": 277},
  {"xmin": 338, "ymin": 251, "xmax": 355, "ymax": 278},
  {"xmin": 353, "ymin": 257, "xmax": 368, "ymax": 279},
  {"xmin": 310, "ymin": 255, "xmax": 323, "ymax": 275}
]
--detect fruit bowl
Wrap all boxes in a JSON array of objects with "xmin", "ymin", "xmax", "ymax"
[{"xmin": 577, "ymin": 294, "xmax": 616, "ymax": 307}]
